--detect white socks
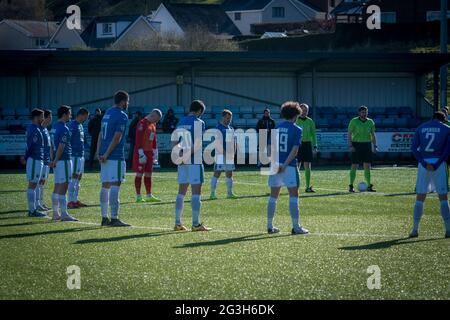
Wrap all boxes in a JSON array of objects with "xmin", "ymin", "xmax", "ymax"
[
  {"xmin": 191, "ymin": 195, "xmax": 201, "ymax": 226},
  {"xmin": 69, "ymin": 179, "xmax": 80, "ymax": 202},
  {"xmin": 226, "ymin": 177, "xmax": 233, "ymax": 195},
  {"xmin": 27, "ymin": 188, "xmax": 36, "ymax": 212},
  {"xmin": 52, "ymin": 193, "xmax": 60, "ymax": 215},
  {"xmin": 175, "ymin": 194, "xmax": 185, "ymax": 225},
  {"xmin": 267, "ymin": 197, "xmax": 277, "ymax": 230},
  {"xmin": 59, "ymin": 194, "xmax": 68, "ymax": 216},
  {"xmin": 412, "ymin": 201, "xmax": 424, "ymax": 233},
  {"xmin": 100, "ymin": 188, "xmax": 109, "ymax": 218},
  {"xmin": 110, "ymin": 186, "xmax": 120, "ymax": 219},
  {"xmin": 289, "ymin": 197, "xmax": 300, "ymax": 230}
]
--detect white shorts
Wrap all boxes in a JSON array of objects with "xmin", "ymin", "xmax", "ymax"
[
  {"xmin": 41, "ymin": 165, "xmax": 50, "ymax": 180},
  {"xmin": 54, "ymin": 160, "xmax": 73, "ymax": 184},
  {"xmin": 416, "ymin": 162, "xmax": 448, "ymax": 195},
  {"xmin": 71, "ymin": 157, "xmax": 85, "ymax": 176},
  {"xmin": 178, "ymin": 164, "xmax": 204, "ymax": 185},
  {"xmin": 26, "ymin": 158, "xmax": 44, "ymax": 183},
  {"xmin": 100, "ymin": 160, "xmax": 126, "ymax": 183},
  {"xmin": 214, "ymin": 164, "xmax": 236, "ymax": 172},
  {"xmin": 268, "ymin": 166, "xmax": 300, "ymax": 188}
]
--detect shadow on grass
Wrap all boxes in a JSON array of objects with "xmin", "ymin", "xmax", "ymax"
[
  {"xmin": 74, "ymin": 230, "xmax": 175, "ymax": 244},
  {"xmin": 383, "ymin": 192, "xmax": 416, "ymax": 197},
  {"xmin": 0, "ymin": 221, "xmax": 49, "ymax": 228},
  {"xmin": 0, "ymin": 210, "xmax": 29, "ymax": 215},
  {"xmin": 174, "ymin": 233, "xmax": 291, "ymax": 249},
  {"xmin": 0, "ymin": 190, "xmax": 23, "ymax": 194},
  {"xmin": 0, "ymin": 226, "xmax": 101, "ymax": 240},
  {"xmin": 339, "ymin": 237, "xmax": 444, "ymax": 251}
]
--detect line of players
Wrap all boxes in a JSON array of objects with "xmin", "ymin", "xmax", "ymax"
[{"xmin": 23, "ymin": 91, "xmax": 450, "ymax": 237}]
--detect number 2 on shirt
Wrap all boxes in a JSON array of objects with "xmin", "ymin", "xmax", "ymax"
[{"xmin": 424, "ymin": 132, "xmax": 435, "ymax": 152}]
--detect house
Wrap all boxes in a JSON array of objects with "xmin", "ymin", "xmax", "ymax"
[
  {"xmin": 150, "ymin": 2, "xmax": 241, "ymax": 37},
  {"xmin": 81, "ymin": 15, "xmax": 159, "ymax": 49},
  {"xmin": 332, "ymin": 0, "xmax": 450, "ymax": 24},
  {"xmin": 47, "ymin": 17, "xmax": 87, "ymax": 49},
  {"xmin": 0, "ymin": 19, "xmax": 58, "ymax": 50},
  {"xmin": 222, "ymin": 0, "xmax": 326, "ymax": 35}
]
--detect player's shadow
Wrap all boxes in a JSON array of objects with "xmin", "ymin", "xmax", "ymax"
[
  {"xmin": 383, "ymin": 192, "xmax": 416, "ymax": 197},
  {"xmin": 339, "ymin": 237, "xmax": 444, "ymax": 251},
  {"xmin": 0, "ymin": 210, "xmax": 29, "ymax": 215},
  {"xmin": 0, "ymin": 190, "xmax": 23, "ymax": 194},
  {"xmin": 300, "ymin": 192, "xmax": 353, "ymax": 199},
  {"xmin": 0, "ymin": 226, "xmax": 100, "ymax": 240},
  {"xmin": 0, "ymin": 221, "xmax": 49, "ymax": 228},
  {"xmin": 174, "ymin": 233, "xmax": 290, "ymax": 249},
  {"xmin": 74, "ymin": 230, "xmax": 175, "ymax": 244}
]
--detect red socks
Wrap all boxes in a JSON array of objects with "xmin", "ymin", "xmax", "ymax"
[
  {"xmin": 144, "ymin": 176, "xmax": 152, "ymax": 195},
  {"xmin": 135, "ymin": 176, "xmax": 142, "ymax": 195}
]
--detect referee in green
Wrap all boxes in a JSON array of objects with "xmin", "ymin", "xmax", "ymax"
[
  {"xmin": 348, "ymin": 105, "xmax": 378, "ymax": 193},
  {"xmin": 296, "ymin": 103, "xmax": 318, "ymax": 193}
]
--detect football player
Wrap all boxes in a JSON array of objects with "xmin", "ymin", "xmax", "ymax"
[
  {"xmin": 173, "ymin": 100, "xmax": 211, "ymax": 232},
  {"xmin": 133, "ymin": 109, "xmax": 163, "ymax": 203},
  {"xmin": 97, "ymin": 91, "xmax": 130, "ymax": 227},
  {"xmin": 210, "ymin": 109, "xmax": 237, "ymax": 200},
  {"xmin": 49, "ymin": 105, "xmax": 78, "ymax": 222},
  {"xmin": 68, "ymin": 108, "xmax": 89, "ymax": 209},
  {"xmin": 23, "ymin": 109, "xmax": 46, "ymax": 217},
  {"xmin": 267, "ymin": 101, "xmax": 309, "ymax": 235},
  {"xmin": 410, "ymin": 111, "xmax": 450, "ymax": 238}
]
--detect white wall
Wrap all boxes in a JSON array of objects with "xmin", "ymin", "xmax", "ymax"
[
  {"xmin": 226, "ymin": 10, "xmax": 262, "ymax": 35},
  {"xmin": 151, "ymin": 5, "xmax": 184, "ymax": 35}
]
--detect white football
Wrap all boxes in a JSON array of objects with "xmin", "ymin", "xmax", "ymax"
[{"xmin": 358, "ymin": 182, "xmax": 368, "ymax": 192}]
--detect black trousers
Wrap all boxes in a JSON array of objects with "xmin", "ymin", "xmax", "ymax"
[{"xmin": 89, "ymin": 135, "xmax": 98, "ymax": 168}]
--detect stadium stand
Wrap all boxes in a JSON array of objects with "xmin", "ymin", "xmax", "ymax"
[{"xmin": 0, "ymin": 105, "xmax": 423, "ymax": 134}]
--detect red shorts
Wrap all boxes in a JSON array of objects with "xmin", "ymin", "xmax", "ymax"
[{"xmin": 132, "ymin": 150, "xmax": 153, "ymax": 173}]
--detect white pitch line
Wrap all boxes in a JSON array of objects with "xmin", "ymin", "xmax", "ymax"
[{"xmin": 55, "ymin": 218, "xmax": 395, "ymax": 238}]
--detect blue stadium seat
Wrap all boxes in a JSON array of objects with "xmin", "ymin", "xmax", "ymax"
[
  {"xmin": 2, "ymin": 108, "xmax": 15, "ymax": 119},
  {"xmin": 246, "ymin": 119, "xmax": 258, "ymax": 128},
  {"xmin": 316, "ymin": 118, "xmax": 329, "ymax": 128},
  {"xmin": 386, "ymin": 107, "xmax": 400, "ymax": 116},
  {"xmin": 399, "ymin": 106, "xmax": 413, "ymax": 116},
  {"xmin": 233, "ymin": 119, "xmax": 246, "ymax": 128},
  {"xmin": 241, "ymin": 113, "xmax": 253, "ymax": 119},
  {"xmin": 396, "ymin": 118, "xmax": 408, "ymax": 128},
  {"xmin": 205, "ymin": 119, "xmax": 217, "ymax": 128},
  {"xmin": 239, "ymin": 106, "xmax": 253, "ymax": 114},
  {"xmin": 172, "ymin": 106, "xmax": 185, "ymax": 114}
]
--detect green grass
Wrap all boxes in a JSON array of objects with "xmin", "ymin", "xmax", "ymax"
[{"xmin": 0, "ymin": 166, "xmax": 449, "ymax": 300}]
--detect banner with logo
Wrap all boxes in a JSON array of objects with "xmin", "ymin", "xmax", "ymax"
[
  {"xmin": 0, "ymin": 132, "xmax": 415, "ymax": 156},
  {"xmin": 0, "ymin": 135, "xmax": 26, "ymax": 156},
  {"xmin": 316, "ymin": 132, "xmax": 414, "ymax": 153}
]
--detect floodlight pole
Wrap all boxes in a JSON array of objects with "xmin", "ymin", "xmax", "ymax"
[{"xmin": 440, "ymin": 0, "xmax": 448, "ymax": 107}]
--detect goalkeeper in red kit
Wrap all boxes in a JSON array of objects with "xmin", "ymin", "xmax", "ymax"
[{"xmin": 133, "ymin": 109, "xmax": 163, "ymax": 203}]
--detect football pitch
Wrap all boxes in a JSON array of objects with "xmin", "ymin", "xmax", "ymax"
[{"xmin": 0, "ymin": 166, "xmax": 449, "ymax": 300}]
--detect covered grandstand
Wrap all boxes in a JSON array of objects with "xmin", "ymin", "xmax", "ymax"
[{"xmin": 0, "ymin": 50, "xmax": 449, "ymax": 164}]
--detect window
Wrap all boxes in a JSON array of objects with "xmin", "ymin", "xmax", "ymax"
[
  {"xmin": 381, "ymin": 12, "xmax": 396, "ymax": 23},
  {"xmin": 426, "ymin": 11, "xmax": 450, "ymax": 22},
  {"xmin": 272, "ymin": 7, "xmax": 285, "ymax": 18},
  {"xmin": 234, "ymin": 12, "xmax": 241, "ymax": 21},
  {"xmin": 35, "ymin": 38, "xmax": 46, "ymax": 47},
  {"xmin": 102, "ymin": 23, "xmax": 113, "ymax": 35}
]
